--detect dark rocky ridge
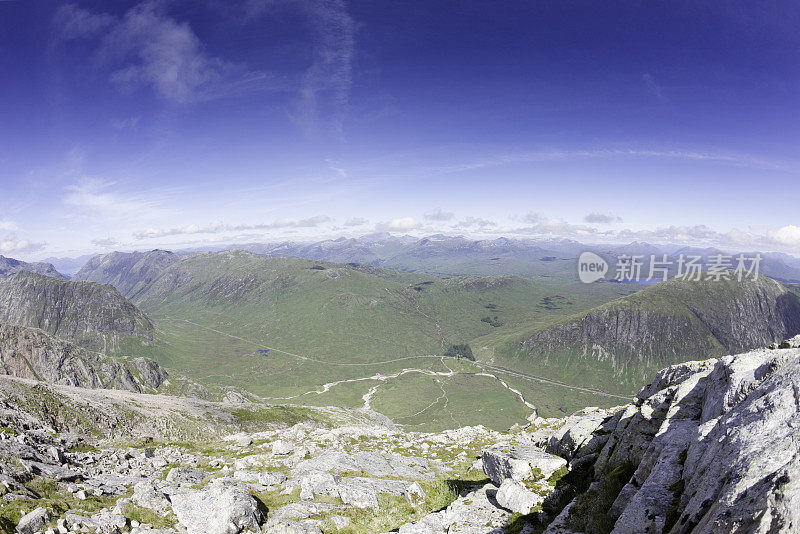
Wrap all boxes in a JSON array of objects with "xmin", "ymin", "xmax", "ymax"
[
  {"xmin": 0, "ymin": 321, "xmax": 166, "ymax": 392},
  {"xmin": 522, "ymin": 275, "xmax": 800, "ymax": 386},
  {"xmin": 0, "ymin": 271, "xmax": 154, "ymax": 351}
]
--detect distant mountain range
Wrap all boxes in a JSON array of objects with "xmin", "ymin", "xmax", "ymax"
[
  {"xmin": 0, "ymin": 254, "xmax": 65, "ymax": 280},
  {"xmin": 75, "ymin": 249, "xmax": 180, "ymax": 298},
  {"xmin": 95, "ymin": 234, "xmax": 800, "ymax": 282},
  {"xmin": 40, "ymin": 234, "xmax": 800, "ymax": 283},
  {"xmin": 39, "ymin": 253, "xmax": 96, "ymax": 276}
]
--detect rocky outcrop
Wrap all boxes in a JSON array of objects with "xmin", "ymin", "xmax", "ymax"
[
  {"xmin": 75, "ymin": 249, "xmax": 179, "ymax": 299},
  {"xmin": 533, "ymin": 341, "xmax": 800, "ymax": 533},
  {"xmin": 522, "ymin": 275, "xmax": 800, "ymax": 388},
  {"xmin": 0, "ymin": 322, "xmax": 166, "ymax": 391},
  {"xmin": 0, "ymin": 271, "xmax": 154, "ymax": 351}
]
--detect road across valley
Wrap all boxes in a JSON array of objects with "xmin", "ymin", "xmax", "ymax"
[{"xmin": 165, "ymin": 317, "xmax": 634, "ymax": 403}]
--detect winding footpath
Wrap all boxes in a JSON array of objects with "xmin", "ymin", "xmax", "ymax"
[{"xmin": 166, "ymin": 318, "xmax": 633, "ymax": 412}]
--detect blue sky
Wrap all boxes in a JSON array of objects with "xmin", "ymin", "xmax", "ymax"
[{"xmin": 1, "ymin": 0, "xmax": 799, "ymax": 259}]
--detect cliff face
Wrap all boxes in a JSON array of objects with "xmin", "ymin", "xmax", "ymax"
[
  {"xmin": 0, "ymin": 254, "xmax": 65, "ymax": 280},
  {"xmin": 522, "ymin": 276, "xmax": 800, "ymax": 386},
  {"xmin": 0, "ymin": 322, "xmax": 166, "ymax": 391},
  {"xmin": 0, "ymin": 271, "xmax": 154, "ymax": 351},
  {"xmin": 73, "ymin": 249, "xmax": 179, "ymax": 298},
  {"xmin": 532, "ymin": 336, "xmax": 800, "ymax": 534}
]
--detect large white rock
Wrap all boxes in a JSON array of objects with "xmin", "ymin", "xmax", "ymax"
[
  {"xmin": 398, "ymin": 482, "xmax": 511, "ymax": 534},
  {"xmin": 272, "ymin": 440, "xmax": 294, "ymax": 456},
  {"xmin": 265, "ymin": 520, "xmax": 322, "ymax": 534},
  {"xmin": 482, "ymin": 445, "xmax": 566, "ymax": 486},
  {"xmin": 299, "ymin": 471, "xmax": 339, "ymax": 500},
  {"xmin": 131, "ymin": 480, "xmax": 171, "ymax": 513},
  {"xmin": 336, "ymin": 479, "xmax": 379, "ymax": 510},
  {"xmin": 171, "ymin": 478, "xmax": 262, "ymax": 534},
  {"xmin": 15, "ymin": 507, "xmax": 50, "ymax": 534},
  {"xmin": 495, "ymin": 479, "xmax": 541, "ymax": 515}
]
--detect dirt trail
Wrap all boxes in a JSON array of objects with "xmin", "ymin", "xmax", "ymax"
[{"xmin": 172, "ymin": 318, "xmax": 634, "ymax": 402}]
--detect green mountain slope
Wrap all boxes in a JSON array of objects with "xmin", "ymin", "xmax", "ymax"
[
  {"xmin": 478, "ymin": 275, "xmax": 800, "ymax": 397},
  {"xmin": 68, "ymin": 248, "xmax": 800, "ymax": 424},
  {"xmin": 126, "ymin": 251, "xmax": 631, "ymax": 363},
  {"xmin": 97, "ymin": 250, "xmax": 635, "ymax": 430},
  {"xmin": 0, "ymin": 271, "xmax": 154, "ymax": 352}
]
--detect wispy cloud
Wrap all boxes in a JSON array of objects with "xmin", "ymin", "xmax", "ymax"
[
  {"xmin": 91, "ymin": 237, "xmax": 119, "ymax": 248},
  {"xmin": 424, "ymin": 209, "xmax": 455, "ymax": 221},
  {"xmin": 52, "ymin": 3, "xmax": 114, "ymax": 41},
  {"xmin": 376, "ymin": 217, "xmax": 421, "ymax": 232},
  {"xmin": 642, "ymin": 73, "xmax": 667, "ymax": 102},
  {"xmin": 584, "ymin": 212, "xmax": 622, "ymax": 224},
  {"xmin": 431, "ymin": 148, "xmax": 788, "ymax": 174},
  {"xmin": 454, "ymin": 216, "xmax": 496, "ymax": 229},
  {"xmin": 0, "ymin": 221, "xmax": 18, "ymax": 231},
  {"xmin": 326, "ymin": 159, "xmax": 348, "ymax": 177},
  {"xmin": 0, "ymin": 234, "xmax": 45, "ymax": 254},
  {"xmin": 99, "ymin": 1, "xmax": 232, "ymax": 103},
  {"xmin": 344, "ymin": 217, "xmax": 368, "ymax": 226},
  {"xmin": 291, "ymin": 0, "xmax": 355, "ymax": 135},
  {"xmin": 133, "ymin": 215, "xmax": 333, "ymax": 239},
  {"xmin": 111, "ymin": 116, "xmax": 140, "ymax": 130},
  {"xmin": 63, "ymin": 178, "xmax": 175, "ymax": 220},
  {"xmin": 53, "ymin": 1, "xmax": 274, "ymax": 104}
]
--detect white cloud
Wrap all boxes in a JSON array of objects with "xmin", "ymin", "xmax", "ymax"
[
  {"xmin": 767, "ymin": 225, "xmax": 800, "ymax": 247},
  {"xmin": 642, "ymin": 73, "xmax": 666, "ymax": 102},
  {"xmin": 0, "ymin": 234, "xmax": 45, "ymax": 255},
  {"xmin": 344, "ymin": 217, "xmax": 368, "ymax": 226},
  {"xmin": 326, "ymin": 159, "xmax": 348, "ymax": 177},
  {"xmin": 100, "ymin": 1, "xmax": 232, "ymax": 103},
  {"xmin": 270, "ymin": 215, "xmax": 332, "ymax": 228},
  {"xmin": 0, "ymin": 221, "xmax": 18, "ymax": 231},
  {"xmin": 91, "ymin": 237, "xmax": 119, "ymax": 248},
  {"xmin": 64, "ymin": 178, "xmax": 170, "ymax": 220},
  {"xmin": 512, "ymin": 212, "xmax": 543, "ymax": 224},
  {"xmin": 132, "ymin": 216, "xmax": 333, "ymax": 239},
  {"xmin": 424, "ymin": 209, "xmax": 455, "ymax": 221},
  {"xmin": 432, "ymin": 148, "xmax": 786, "ymax": 175},
  {"xmin": 111, "ymin": 116, "xmax": 140, "ymax": 130},
  {"xmin": 291, "ymin": 0, "xmax": 354, "ymax": 135},
  {"xmin": 454, "ymin": 216, "xmax": 496, "ymax": 229},
  {"xmin": 584, "ymin": 212, "xmax": 622, "ymax": 224},
  {"xmin": 53, "ymin": 3, "xmax": 114, "ymax": 41},
  {"xmin": 376, "ymin": 217, "xmax": 421, "ymax": 232},
  {"xmin": 497, "ymin": 221, "xmax": 800, "ymax": 254}
]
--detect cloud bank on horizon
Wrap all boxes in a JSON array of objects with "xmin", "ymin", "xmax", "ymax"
[{"xmin": 0, "ymin": 0, "xmax": 797, "ymax": 259}]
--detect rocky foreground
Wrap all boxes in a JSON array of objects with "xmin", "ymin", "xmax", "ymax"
[{"xmin": 3, "ymin": 337, "xmax": 800, "ymax": 533}]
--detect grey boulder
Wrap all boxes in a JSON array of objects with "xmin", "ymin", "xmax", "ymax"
[{"xmin": 171, "ymin": 478, "xmax": 262, "ymax": 534}]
